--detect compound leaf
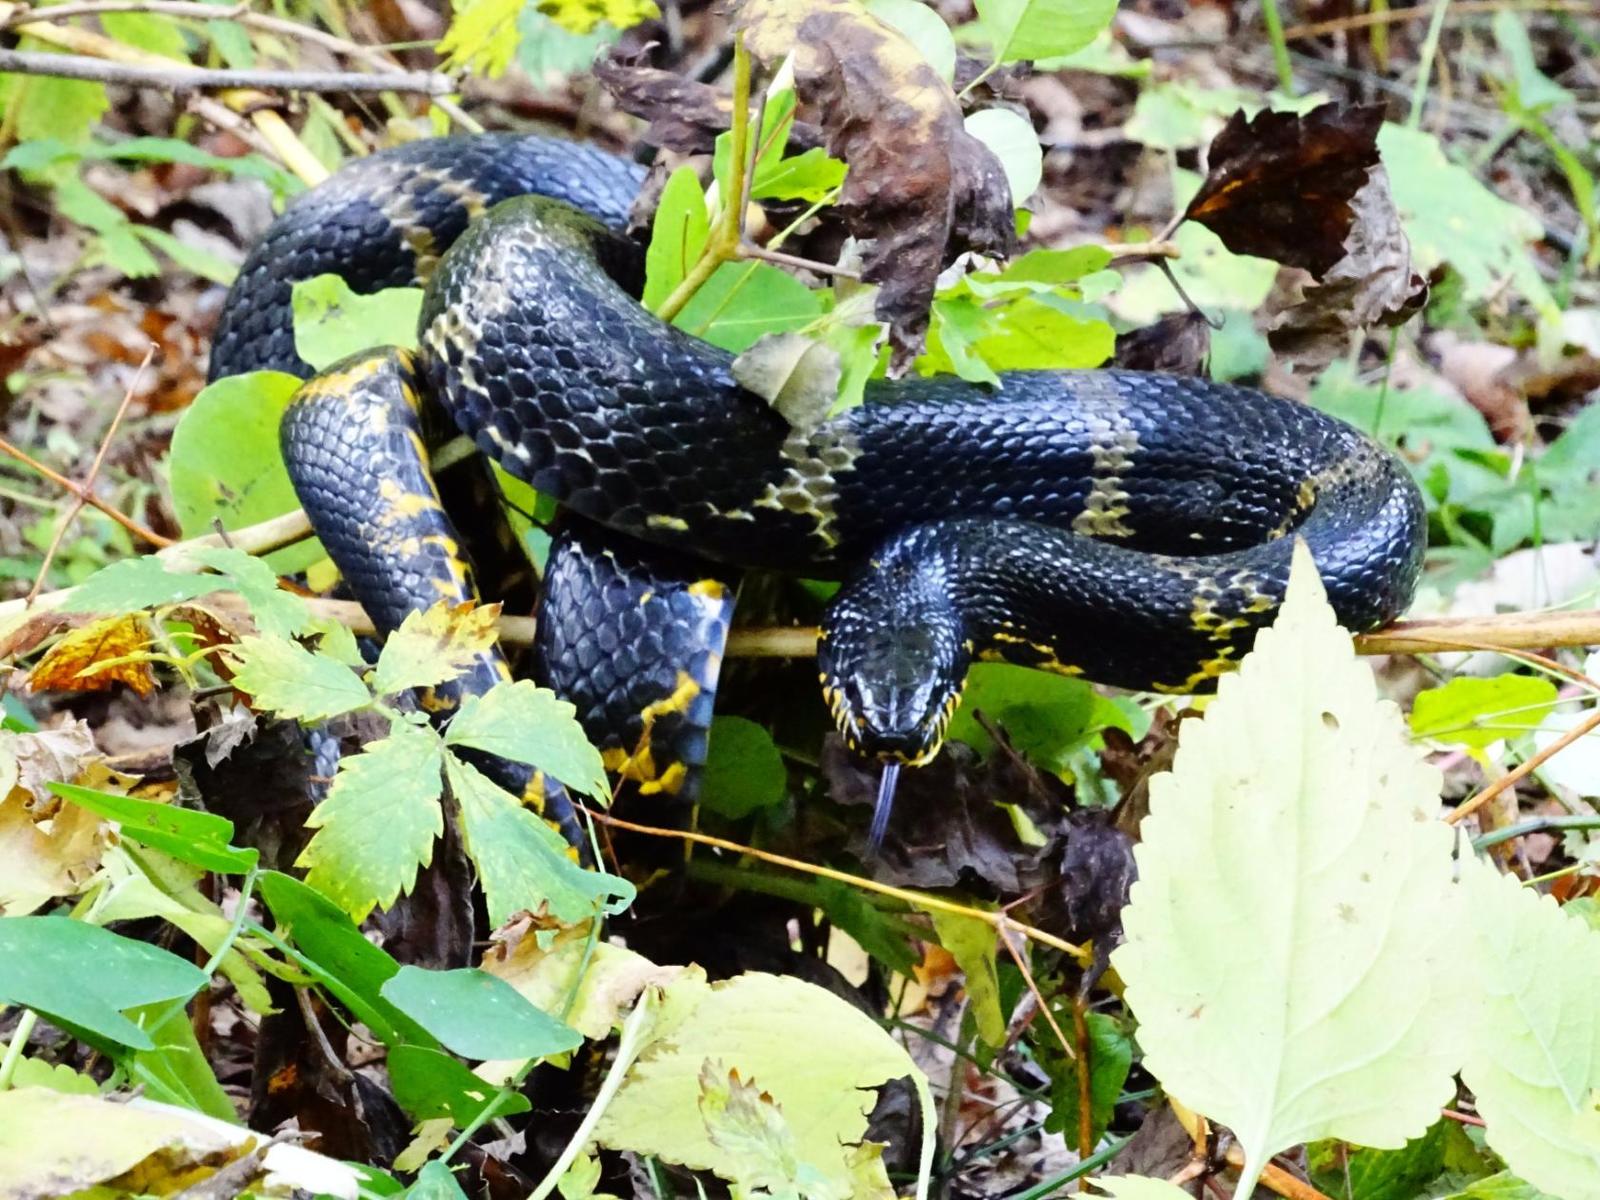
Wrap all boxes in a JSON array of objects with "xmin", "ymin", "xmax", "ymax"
[
  {"xmin": 226, "ymin": 635, "xmax": 371, "ymax": 723},
  {"xmin": 297, "ymin": 725, "xmax": 444, "ymax": 920},
  {"xmin": 380, "ymin": 964, "xmax": 581, "ymax": 1061},
  {"xmin": 372, "ymin": 602, "xmax": 502, "ymax": 697},
  {"xmin": 446, "ymin": 756, "xmax": 633, "ymax": 926},
  {"xmin": 445, "ymin": 680, "xmax": 607, "ymax": 799}
]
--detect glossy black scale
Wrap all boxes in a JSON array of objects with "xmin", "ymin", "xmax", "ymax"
[{"xmin": 215, "ymin": 132, "xmax": 1429, "ymax": 848}]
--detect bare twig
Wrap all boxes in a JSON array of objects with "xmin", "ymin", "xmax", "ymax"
[
  {"xmin": 1446, "ymin": 704, "xmax": 1600, "ymax": 828},
  {"xmin": 0, "ymin": 434, "xmax": 170, "ymax": 547},
  {"xmin": 1282, "ymin": 0, "xmax": 1595, "ymax": 41},
  {"xmin": 579, "ymin": 805, "xmax": 1096, "ymax": 965},
  {"xmin": 0, "ymin": 47, "xmax": 454, "ymax": 93},
  {"xmin": 24, "ymin": 347, "xmax": 154, "ymax": 606}
]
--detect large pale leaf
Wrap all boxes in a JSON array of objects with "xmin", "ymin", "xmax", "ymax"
[
  {"xmin": 1459, "ymin": 857, "xmax": 1600, "ymax": 1199},
  {"xmin": 594, "ymin": 972, "xmax": 922, "ymax": 1197},
  {"xmin": 1112, "ymin": 543, "xmax": 1464, "ymax": 1199}
]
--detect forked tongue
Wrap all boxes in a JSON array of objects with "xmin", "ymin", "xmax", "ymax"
[{"xmin": 869, "ymin": 761, "xmax": 901, "ymax": 850}]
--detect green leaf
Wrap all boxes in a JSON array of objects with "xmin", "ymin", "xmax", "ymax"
[
  {"xmin": 167, "ymin": 370, "xmax": 326, "ymax": 574},
  {"xmin": 699, "ymin": 716, "xmax": 787, "ymax": 819},
  {"xmin": 594, "ymin": 971, "xmax": 922, "ymax": 1198},
  {"xmin": 438, "ymin": 0, "xmax": 526, "ymax": 76},
  {"xmin": 1493, "ymin": 9, "xmax": 1572, "ymax": 111},
  {"xmin": 127, "ymin": 1001, "xmax": 235, "ymax": 1120},
  {"xmin": 518, "ymin": 7, "xmax": 619, "ymax": 81},
  {"xmin": 388, "ymin": 1044, "xmax": 531, "ymax": 1125},
  {"xmin": 0, "ymin": 917, "xmax": 206, "ymax": 1051},
  {"xmin": 50, "ymin": 783, "xmax": 257, "ymax": 874},
  {"xmin": 1096, "ymin": 1180, "xmax": 1194, "ymax": 1200},
  {"xmin": 975, "ymin": 0, "xmax": 1117, "ymax": 63},
  {"xmin": 61, "ymin": 557, "xmax": 222, "ymax": 615},
  {"xmin": 380, "ymin": 964, "xmax": 582, "ymax": 1061},
  {"xmin": 1438, "ymin": 1173, "xmax": 1564, "ymax": 1200},
  {"xmin": 372, "ymin": 602, "xmax": 501, "ymax": 696},
  {"xmin": 1043, "ymin": 1010, "xmax": 1132, "ymax": 1147},
  {"xmin": 0, "ymin": 1052, "xmax": 98, "ymax": 1095},
  {"xmin": 409, "ymin": 1161, "xmax": 471, "ymax": 1200},
  {"xmin": 1459, "ymin": 857, "xmax": 1600, "ymax": 1200},
  {"xmin": 927, "ymin": 910, "xmax": 1004, "ymax": 1046},
  {"xmin": 132, "ymin": 225, "xmax": 238, "ymax": 286},
  {"xmin": 963, "ymin": 246, "xmax": 1112, "ymax": 299},
  {"xmin": 227, "ymin": 634, "xmax": 371, "ymax": 722},
  {"xmin": 643, "ymin": 166, "xmax": 710, "ymax": 312},
  {"xmin": 946, "ymin": 664, "xmax": 1130, "ymax": 773},
  {"xmin": 101, "ymin": 12, "xmax": 188, "ymax": 58},
  {"xmin": 191, "ymin": 545, "xmax": 309, "ymax": 638},
  {"xmin": 1410, "ymin": 675, "xmax": 1558, "ymax": 751},
  {"xmin": 537, "ymin": 0, "xmax": 658, "ymax": 35},
  {"xmin": 1112, "ymin": 544, "xmax": 1464, "ymax": 1200},
  {"xmin": 751, "ymin": 147, "xmax": 849, "ymax": 204},
  {"xmin": 1379, "ymin": 124, "xmax": 1546, "ymax": 307},
  {"xmin": 445, "ymin": 679, "xmax": 607, "ymax": 799},
  {"xmin": 257, "ymin": 871, "xmax": 436, "ymax": 1048},
  {"xmin": 674, "ymin": 261, "xmax": 827, "ymax": 354},
  {"xmin": 291, "ymin": 275, "xmax": 423, "ymax": 372},
  {"xmin": 298, "ymin": 726, "xmax": 444, "ymax": 921},
  {"xmin": 1306, "ymin": 1119, "xmax": 1492, "ymax": 1200},
  {"xmin": 815, "ymin": 881, "xmax": 918, "ymax": 974},
  {"xmin": 864, "ymin": 0, "xmax": 956, "ymax": 80},
  {"xmin": 446, "ymin": 756, "xmax": 633, "ymax": 926},
  {"xmin": 1, "ymin": 40, "xmax": 107, "ymax": 146},
  {"xmin": 964, "ymin": 108, "xmax": 1041, "ymax": 204}
]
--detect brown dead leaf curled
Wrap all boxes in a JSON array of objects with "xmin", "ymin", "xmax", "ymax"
[
  {"xmin": 1181, "ymin": 102, "xmax": 1425, "ymax": 371},
  {"xmin": 1113, "ymin": 311, "xmax": 1211, "ymax": 376},
  {"xmin": 594, "ymin": 51, "xmax": 734, "ymax": 154},
  {"xmin": 1266, "ymin": 166, "xmax": 1429, "ymax": 371},
  {"xmin": 733, "ymin": 0, "xmax": 1015, "ymax": 370},
  {"xmin": 1185, "ymin": 103, "xmax": 1386, "ymax": 276}
]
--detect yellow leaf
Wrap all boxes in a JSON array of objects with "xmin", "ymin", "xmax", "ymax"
[{"xmin": 28, "ymin": 614, "xmax": 156, "ymax": 696}]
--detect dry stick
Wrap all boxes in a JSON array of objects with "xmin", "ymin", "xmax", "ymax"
[
  {"xmin": 24, "ymin": 347, "xmax": 154, "ymax": 606},
  {"xmin": 0, "ymin": 47, "xmax": 454, "ymax": 93},
  {"xmin": 0, "ymin": 4, "xmax": 334, "ymax": 185},
  {"xmin": 1446, "ymin": 704, "xmax": 1600, "ymax": 829},
  {"xmin": 1282, "ymin": 0, "xmax": 1595, "ymax": 40},
  {"xmin": 5, "ymin": 0, "xmax": 483, "ymax": 131},
  {"xmin": 579, "ymin": 806, "xmax": 1096, "ymax": 966},
  {"xmin": 0, "ymin": 434, "xmax": 170, "ymax": 547},
  {"xmin": 1222, "ymin": 1149, "xmax": 1334, "ymax": 1200}
]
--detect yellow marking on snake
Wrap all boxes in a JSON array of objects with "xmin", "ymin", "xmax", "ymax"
[
  {"xmin": 647, "ymin": 514, "xmax": 690, "ymax": 532},
  {"xmin": 688, "ymin": 579, "xmax": 727, "ymax": 601},
  {"xmin": 602, "ymin": 670, "xmax": 702, "ymax": 795},
  {"xmin": 1072, "ymin": 388, "xmax": 1140, "ymax": 540}
]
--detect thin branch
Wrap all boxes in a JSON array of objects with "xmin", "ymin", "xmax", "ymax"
[
  {"xmin": 25, "ymin": 347, "xmax": 153, "ymax": 606},
  {"xmin": 1105, "ymin": 239, "xmax": 1181, "ymax": 265},
  {"xmin": 738, "ymin": 241, "xmax": 862, "ymax": 279},
  {"xmin": 0, "ymin": 434, "xmax": 170, "ymax": 547},
  {"xmin": 579, "ymin": 806, "xmax": 1096, "ymax": 966},
  {"xmin": 1446, "ymin": 704, "xmax": 1600, "ymax": 828},
  {"xmin": 0, "ymin": 47, "xmax": 455, "ymax": 94},
  {"xmin": 1281, "ymin": 0, "xmax": 1594, "ymax": 41}
]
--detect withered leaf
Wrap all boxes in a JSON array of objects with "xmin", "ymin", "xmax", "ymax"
[
  {"xmin": 595, "ymin": 50, "xmax": 733, "ymax": 154},
  {"xmin": 1113, "ymin": 311, "xmax": 1211, "ymax": 376},
  {"xmin": 1266, "ymin": 165, "xmax": 1429, "ymax": 371},
  {"xmin": 1185, "ymin": 102, "xmax": 1385, "ymax": 277},
  {"xmin": 28, "ymin": 614, "xmax": 156, "ymax": 697},
  {"xmin": 734, "ymin": 0, "xmax": 1015, "ymax": 370}
]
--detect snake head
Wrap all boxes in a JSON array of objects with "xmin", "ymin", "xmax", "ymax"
[{"xmin": 819, "ymin": 555, "xmax": 970, "ymax": 767}]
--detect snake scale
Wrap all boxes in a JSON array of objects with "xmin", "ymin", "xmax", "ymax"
[{"xmin": 209, "ymin": 133, "xmax": 1427, "ymax": 844}]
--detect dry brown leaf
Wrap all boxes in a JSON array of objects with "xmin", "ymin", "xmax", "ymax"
[
  {"xmin": 1113, "ymin": 311, "xmax": 1212, "ymax": 376},
  {"xmin": 734, "ymin": 0, "xmax": 1015, "ymax": 369},
  {"xmin": 594, "ymin": 52, "xmax": 734, "ymax": 153},
  {"xmin": 28, "ymin": 614, "xmax": 157, "ymax": 697},
  {"xmin": 0, "ymin": 789, "xmax": 107, "ymax": 915},
  {"xmin": 1185, "ymin": 102, "xmax": 1386, "ymax": 277},
  {"xmin": 1265, "ymin": 165, "xmax": 1428, "ymax": 371},
  {"xmin": 0, "ymin": 720, "xmax": 99, "ymax": 803}
]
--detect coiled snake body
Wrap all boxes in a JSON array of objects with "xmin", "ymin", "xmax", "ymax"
[{"xmin": 211, "ymin": 134, "xmax": 1426, "ymax": 842}]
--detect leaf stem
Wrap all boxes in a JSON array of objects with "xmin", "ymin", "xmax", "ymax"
[
  {"xmin": 654, "ymin": 35, "xmax": 755, "ymax": 323},
  {"xmin": 1407, "ymin": 0, "xmax": 1454, "ymax": 129},
  {"xmin": 524, "ymin": 988, "xmax": 662, "ymax": 1200},
  {"xmin": 0, "ymin": 1010, "xmax": 38, "ymax": 1091},
  {"xmin": 1259, "ymin": 0, "xmax": 1295, "ymax": 94}
]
